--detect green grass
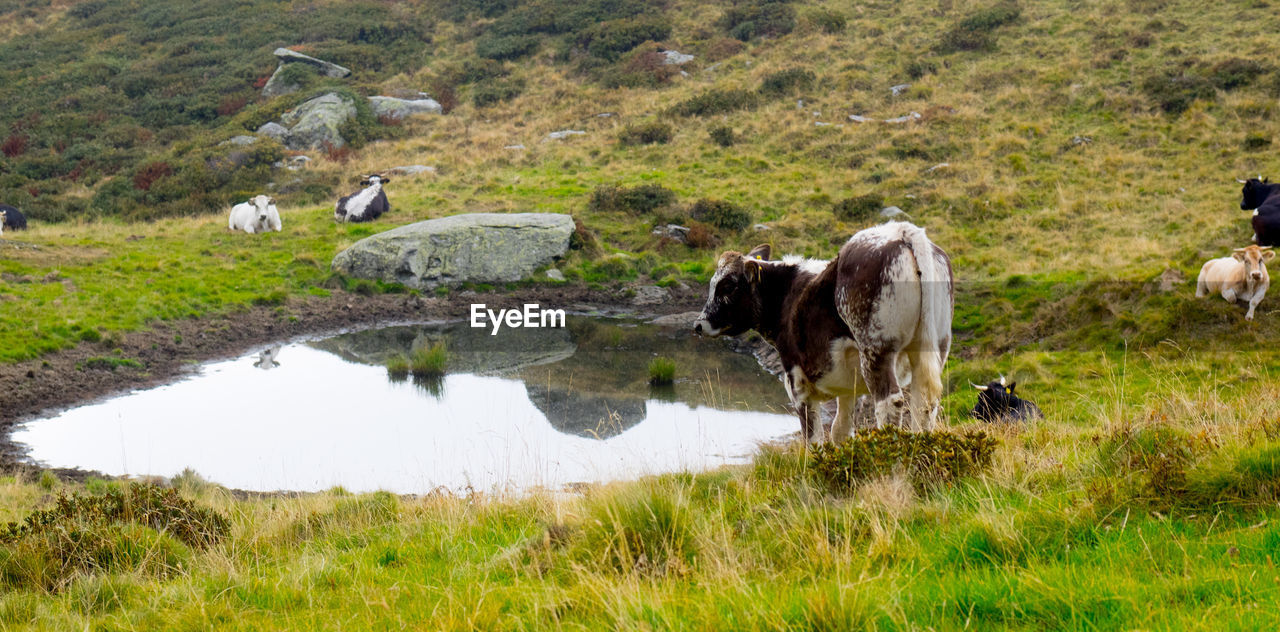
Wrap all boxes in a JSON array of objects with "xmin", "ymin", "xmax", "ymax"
[
  {"xmin": 647, "ymin": 356, "xmax": 676, "ymax": 385},
  {"xmin": 384, "ymin": 353, "xmax": 409, "ymax": 380},
  {"xmin": 408, "ymin": 341, "xmax": 447, "ymax": 378}
]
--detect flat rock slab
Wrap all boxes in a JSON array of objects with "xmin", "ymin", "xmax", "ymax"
[
  {"xmin": 273, "ymin": 47, "xmax": 351, "ymax": 78},
  {"xmin": 331, "ymin": 213, "xmax": 575, "ymax": 290}
]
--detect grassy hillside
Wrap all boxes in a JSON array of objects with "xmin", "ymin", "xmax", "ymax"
[{"xmin": 5, "ymin": 0, "xmax": 1280, "ymax": 627}]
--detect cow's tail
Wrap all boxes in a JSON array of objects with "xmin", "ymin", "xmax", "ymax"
[{"xmin": 901, "ymin": 223, "xmax": 952, "ymax": 429}]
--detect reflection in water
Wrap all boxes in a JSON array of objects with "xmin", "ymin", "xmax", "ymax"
[
  {"xmin": 254, "ymin": 346, "xmax": 281, "ymax": 370},
  {"xmin": 13, "ymin": 318, "xmax": 793, "ymax": 493}
]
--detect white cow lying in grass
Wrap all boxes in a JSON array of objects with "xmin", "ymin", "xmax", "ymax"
[
  {"xmin": 1196, "ymin": 245, "xmax": 1274, "ymax": 320},
  {"xmin": 229, "ymin": 195, "xmax": 282, "ymax": 234}
]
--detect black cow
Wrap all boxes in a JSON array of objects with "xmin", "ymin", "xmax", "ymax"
[
  {"xmin": 693, "ymin": 221, "xmax": 954, "ymax": 442},
  {"xmin": 1240, "ymin": 177, "xmax": 1280, "ymax": 247},
  {"xmin": 335, "ymin": 174, "xmax": 390, "ymax": 223},
  {"xmin": 970, "ymin": 377, "xmax": 1042, "ymax": 422},
  {"xmin": 0, "ymin": 204, "xmax": 27, "ymax": 232}
]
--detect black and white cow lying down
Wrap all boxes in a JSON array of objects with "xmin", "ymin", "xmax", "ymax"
[
  {"xmin": 0, "ymin": 204, "xmax": 27, "ymax": 234},
  {"xmin": 694, "ymin": 221, "xmax": 954, "ymax": 442},
  {"xmin": 970, "ymin": 376, "xmax": 1042, "ymax": 422},
  {"xmin": 335, "ymin": 174, "xmax": 390, "ymax": 223}
]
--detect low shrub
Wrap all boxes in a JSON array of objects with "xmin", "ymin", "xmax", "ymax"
[
  {"xmin": 472, "ymin": 78, "xmax": 525, "ymax": 107},
  {"xmin": 0, "ymin": 484, "xmax": 229, "ymax": 592},
  {"xmin": 691, "ymin": 198, "xmax": 751, "ymax": 231},
  {"xmin": 577, "ymin": 17, "xmax": 671, "ymax": 62},
  {"xmin": 937, "ymin": 2, "xmax": 1020, "ymax": 53},
  {"xmin": 475, "ymin": 34, "xmax": 541, "ymax": 61},
  {"xmin": 809, "ymin": 426, "xmax": 998, "ymax": 494},
  {"xmin": 719, "ymin": 1, "xmax": 797, "ymax": 41},
  {"xmin": 1141, "ymin": 71, "xmax": 1215, "ymax": 114},
  {"xmin": 617, "ymin": 121, "xmax": 673, "ymax": 146},
  {"xmin": 807, "ymin": 8, "xmax": 846, "ymax": 34},
  {"xmin": 685, "ymin": 222, "xmax": 718, "ymax": 249},
  {"xmin": 668, "ymin": 88, "xmax": 758, "ymax": 117},
  {"xmin": 1206, "ymin": 58, "xmax": 1269, "ymax": 91},
  {"xmin": 569, "ymin": 217, "xmax": 604, "ymax": 256},
  {"xmin": 759, "ymin": 68, "xmax": 816, "ymax": 97},
  {"xmin": 708, "ymin": 125, "xmax": 735, "ymax": 147},
  {"xmin": 588, "ymin": 183, "xmax": 677, "ymax": 215},
  {"xmin": 832, "ymin": 194, "xmax": 884, "ymax": 221}
]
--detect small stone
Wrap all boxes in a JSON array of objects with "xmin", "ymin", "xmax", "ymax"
[
  {"xmin": 848, "ymin": 114, "xmax": 874, "ymax": 123},
  {"xmin": 631, "ymin": 285, "xmax": 669, "ymax": 306},
  {"xmin": 386, "ymin": 165, "xmax": 436, "ymax": 177},
  {"xmin": 504, "ymin": 144, "xmax": 526, "ymax": 150},
  {"xmin": 221, "ymin": 135, "xmax": 258, "ymax": 146},
  {"xmin": 1158, "ymin": 267, "xmax": 1184, "ymax": 293},
  {"xmin": 883, "ymin": 111, "xmax": 922, "ymax": 124},
  {"xmin": 880, "ymin": 206, "xmax": 910, "ymax": 220},
  {"xmin": 890, "ymin": 83, "xmax": 911, "ymax": 96},
  {"xmin": 661, "ymin": 50, "xmax": 694, "ymax": 65},
  {"xmin": 546, "ymin": 269, "xmax": 566, "ymax": 281},
  {"xmin": 545, "ymin": 130, "xmax": 586, "ymax": 141},
  {"xmin": 925, "ymin": 162, "xmax": 950, "ymax": 173},
  {"xmin": 256, "ymin": 122, "xmax": 289, "ymax": 141},
  {"xmin": 752, "ymin": 224, "xmax": 771, "ymax": 231},
  {"xmin": 595, "ymin": 112, "xmax": 617, "ymax": 118}
]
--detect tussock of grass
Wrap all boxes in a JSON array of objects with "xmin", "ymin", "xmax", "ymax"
[
  {"xmin": 408, "ymin": 342, "xmax": 447, "ymax": 378},
  {"xmin": 647, "ymin": 356, "xmax": 676, "ymax": 385}
]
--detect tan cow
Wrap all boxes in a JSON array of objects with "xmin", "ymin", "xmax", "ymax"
[{"xmin": 1196, "ymin": 245, "xmax": 1274, "ymax": 320}]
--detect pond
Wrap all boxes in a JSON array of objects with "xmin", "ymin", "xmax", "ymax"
[{"xmin": 11, "ymin": 317, "xmax": 796, "ymax": 494}]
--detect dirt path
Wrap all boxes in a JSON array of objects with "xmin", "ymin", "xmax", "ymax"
[{"xmin": 0, "ymin": 284, "xmax": 705, "ymax": 472}]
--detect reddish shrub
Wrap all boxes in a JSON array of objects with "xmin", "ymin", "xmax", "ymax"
[
  {"xmin": 133, "ymin": 162, "xmax": 173, "ymax": 191},
  {"xmin": 686, "ymin": 222, "xmax": 718, "ymax": 249},
  {"xmin": 706, "ymin": 38, "xmax": 745, "ymax": 61},
  {"xmin": 376, "ymin": 114, "xmax": 403, "ymax": 127},
  {"xmin": 324, "ymin": 142, "xmax": 355, "ymax": 163},
  {"xmin": 252, "ymin": 74, "xmax": 271, "ymax": 90},
  {"xmin": 427, "ymin": 79, "xmax": 457, "ymax": 115},
  {"xmin": 217, "ymin": 95, "xmax": 249, "ymax": 117},
  {"xmin": 1, "ymin": 134, "xmax": 27, "ymax": 157}
]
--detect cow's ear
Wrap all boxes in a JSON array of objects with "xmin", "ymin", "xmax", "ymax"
[
  {"xmin": 1233, "ymin": 249, "xmax": 1248, "ymax": 262},
  {"xmin": 746, "ymin": 244, "xmax": 771, "ymax": 261},
  {"xmin": 743, "ymin": 258, "xmax": 763, "ymax": 284},
  {"xmin": 1007, "ymin": 382, "xmax": 1017, "ymax": 394},
  {"xmin": 379, "ymin": 175, "xmax": 390, "ymax": 184},
  {"xmin": 1264, "ymin": 249, "xmax": 1276, "ymax": 262}
]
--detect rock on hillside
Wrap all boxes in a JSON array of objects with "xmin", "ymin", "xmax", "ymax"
[
  {"xmin": 262, "ymin": 48, "xmax": 352, "ymax": 97},
  {"xmin": 271, "ymin": 92, "xmax": 357, "ymax": 151},
  {"xmin": 369, "ymin": 96, "xmax": 442, "ymax": 120},
  {"xmin": 331, "ymin": 213, "xmax": 575, "ymax": 290}
]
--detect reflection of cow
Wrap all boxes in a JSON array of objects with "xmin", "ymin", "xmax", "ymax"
[
  {"xmin": 525, "ymin": 384, "xmax": 646, "ymax": 439},
  {"xmin": 254, "ymin": 346, "xmax": 281, "ymax": 370},
  {"xmin": 694, "ymin": 221, "xmax": 954, "ymax": 442}
]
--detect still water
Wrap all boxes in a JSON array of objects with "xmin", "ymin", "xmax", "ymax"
[{"xmin": 12, "ymin": 317, "xmax": 795, "ymax": 493}]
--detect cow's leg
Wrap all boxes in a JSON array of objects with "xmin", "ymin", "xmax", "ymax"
[
  {"xmin": 1246, "ymin": 288, "xmax": 1266, "ymax": 320},
  {"xmin": 1222, "ymin": 287, "xmax": 1237, "ymax": 303},
  {"xmin": 907, "ymin": 347, "xmax": 945, "ymax": 432},
  {"xmin": 1195, "ymin": 278, "xmax": 1208, "ymax": 298},
  {"xmin": 830, "ymin": 395, "xmax": 857, "ymax": 442},
  {"xmin": 797, "ymin": 401, "xmax": 823, "ymax": 445},
  {"xmin": 861, "ymin": 350, "xmax": 905, "ymax": 428}
]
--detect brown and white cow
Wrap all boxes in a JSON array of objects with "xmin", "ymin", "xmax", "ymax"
[
  {"xmin": 1196, "ymin": 244, "xmax": 1273, "ymax": 320},
  {"xmin": 693, "ymin": 221, "xmax": 954, "ymax": 442}
]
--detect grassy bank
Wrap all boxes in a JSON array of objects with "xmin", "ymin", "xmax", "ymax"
[{"xmin": 4, "ymin": 351, "xmax": 1280, "ymax": 629}]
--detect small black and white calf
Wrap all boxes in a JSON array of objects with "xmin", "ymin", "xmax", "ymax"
[{"xmin": 335, "ymin": 174, "xmax": 391, "ymax": 223}]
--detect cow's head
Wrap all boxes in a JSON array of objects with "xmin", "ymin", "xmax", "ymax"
[
  {"xmin": 360, "ymin": 174, "xmax": 389, "ymax": 187},
  {"xmin": 1239, "ymin": 176, "xmax": 1272, "ymax": 210},
  {"xmin": 971, "ymin": 376, "xmax": 1019, "ymax": 420},
  {"xmin": 251, "ymin": 195, "xmax": 275, "ymax": 223},
  {"xmin": 1233, "ymin": 245, "xmax": 1274, "ymax": 281},
  {"xmin": 693, "ymin": 244, "xmax": 771, "ymax": 337}
]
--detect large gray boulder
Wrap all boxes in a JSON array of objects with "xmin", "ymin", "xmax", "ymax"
[
  {"xmin": 369, "ymin": 96, "xmax": 442, "ymax": 120},
  {"xmin": 273, "ymin": 48, "xmax": 352, "ymax": 77},
  {"xmin": 261, "ymin": 48, "xmax": 352, "ymax": 98},
  {"xmin": 278, "ymin": 92, "xmax": 357, "ymax": 151},
  {"xmin": 331, "ymin": 213, "xmax": 575, "ymax": 290}
]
